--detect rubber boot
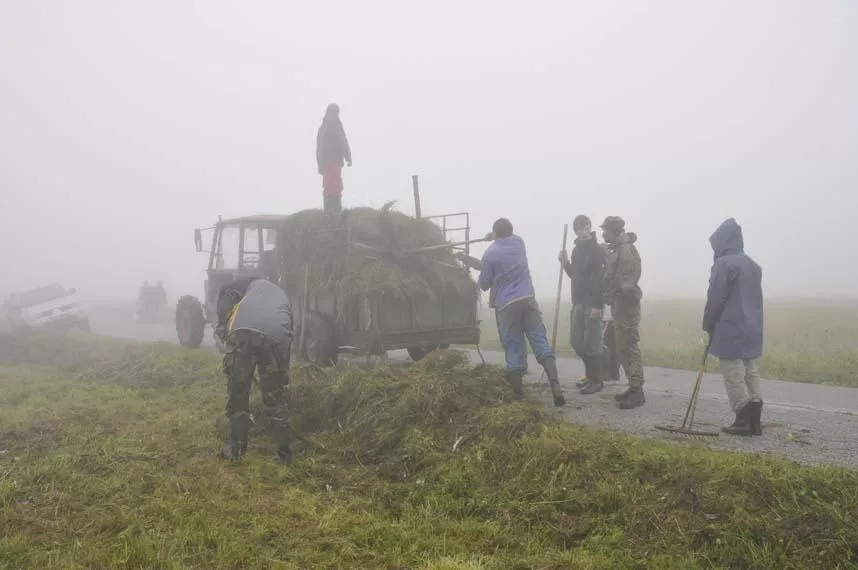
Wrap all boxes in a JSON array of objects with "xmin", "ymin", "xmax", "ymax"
[
  {"xmin": 749, "ymin": 401, "xmax": 763, "ymax": 436},
  {"xmin": 221, "ymin": 413, "xmax": 249, "ymax": 462},
  {"xmin": 505, "ymin": 370, "xmax": 524, "ymax": 400},
  {"xmin": 616, "ymin": 386, "xmax": 646, "ymax": 409},
  {"xmin": 722, "ymin": 403, "xmax": 753, "ymax": 436},
  {"xmin": 271, "ymin": 422, "xmax": 293, "ymax": 465},
  {"xmin": 542, "ymin": 357, "xmax": 566, "ymax": 407},
  {"xmin": 580, "ymin": 358, "xmax": 604, "ymax": 395}
]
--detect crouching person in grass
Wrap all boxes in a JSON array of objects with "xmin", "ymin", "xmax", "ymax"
[
  {"xmin": 559, "ymin": 215, "xmax": 607, "ymax": 395},
  {"xmin": 457, "ymin": 218, "xmax": 566, "ymax": 407},
  {"xmin": 215, "ymin": 274, "xmax": 294, "ymax": 463},
  {"xmin": 702, "ymin": 218, "xmax": 764, "ymax": 436}
]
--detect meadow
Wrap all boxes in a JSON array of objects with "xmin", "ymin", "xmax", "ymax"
[
  {"xmin": 1, "ymin": 331, "xmax": 858, "ymax": 568},
  {"xmin": 477, "ymin": 298, "xmax": 858, "ymax": 387}
]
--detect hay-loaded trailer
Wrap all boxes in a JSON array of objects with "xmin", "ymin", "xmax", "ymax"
[
  {"xmin": 278, "ymin": 206, "xmax": 483, "ymax": 365},
  {"xmin": 176, "ymin": 208, "xmax": 482, "ymax": 365}
]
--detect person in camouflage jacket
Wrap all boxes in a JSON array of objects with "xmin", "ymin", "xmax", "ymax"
[
  {"xmin": 215, "ymin": 276, "xmax": 293, "ymax": 463},
  {"xmin": 600, "ymin": 216, "xmax": 645, "ymax": 409}
]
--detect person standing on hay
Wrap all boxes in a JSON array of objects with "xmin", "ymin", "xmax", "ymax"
[
  {"xmin": 703, "ymin": 218, "xmax": 764, "ymax": 436},
  {"xmin": 559, "ymin": 214, "xmax": 607, "ymax": 395},
  {"xmin": 316, "ymin": 103, "xmax": 352, "ymax": 215},
  {"xmin": 601, "ymin": 216, "xmax": 646, "ymax": 409},
  {"xmin": 214, "ymin": 269, "xmax": 294, "ymax": 464},
  {"xmin": 457, "ymin": 218, "xmax": 566, "ymax": 406}
]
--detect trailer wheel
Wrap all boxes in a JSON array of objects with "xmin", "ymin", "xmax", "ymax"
[
  {"xmin": 302, "ymin": 312, "xmax": 338, "ymax": 366},
  {"xmin": 407, "ymin": 345, "xmax": 442, "ymax": 362},
  {"xmin": 176, "ymin": 295, "xmax": 206, "ymax": 349}
]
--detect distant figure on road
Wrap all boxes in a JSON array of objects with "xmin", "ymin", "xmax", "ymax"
[
  {"xmin": 601, "ymin": 216, "xmax": 645, "ymax": 409},
  {"xmin": 457, "ymin": 218, "xmax": 566, "ymax": 407},
  {"xmin": 558, "ymin": 214, "xmax": 606, "ymax": 395},
  {"xmin": 316, "ymin": 103, "xmax": 352, "ymax": 215},
  {"xmin": 215, "ymin": 275, "xmax": 294, "ymax": 463},
  {"xmin": 703, "ymin": 218, "xmax": 764, "ymax": 436}
]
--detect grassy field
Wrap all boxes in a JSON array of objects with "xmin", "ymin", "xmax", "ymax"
[
  {"xmin": 477, "ymin": 298, "xmax": 858, "ymax": 387},
  {"xmin": 2, "ymin": 332, "xmax": 858, "ymax": 568}
]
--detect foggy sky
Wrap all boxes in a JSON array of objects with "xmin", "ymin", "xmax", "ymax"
[{"xmin": 1, "ymin": 1, "xmax": 856, "ymax": 303}]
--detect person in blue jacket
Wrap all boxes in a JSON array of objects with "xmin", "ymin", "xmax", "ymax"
[
  {"xmin": 458, "ymin": 218, "xmax": 565, "ymax": 406},
  {"xmin": 702, "ymin": 218, "xmax": 764, "ymax": 436}
]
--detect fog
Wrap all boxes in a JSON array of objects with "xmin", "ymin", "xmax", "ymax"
[{"xmin": 1, "ymin": 1, "xmax": 856, "ymax": 304}]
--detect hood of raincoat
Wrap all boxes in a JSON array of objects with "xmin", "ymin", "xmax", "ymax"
[{"xmin": 709, "ymin": 218, "xmax": 744, "ymax": 260}]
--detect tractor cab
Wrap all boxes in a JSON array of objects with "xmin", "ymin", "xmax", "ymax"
[{"xmin": 176, "ymin": 214, "xmax": 288, "ymax": 348}]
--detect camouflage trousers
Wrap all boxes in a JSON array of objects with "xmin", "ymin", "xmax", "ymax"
[
  {"xmin": 222, "ymin": 329, "xmax": 291, "ymax": 457},
  {"xmin": 612, "ymin": 295, "xmax": 644, "ymax": 388}
]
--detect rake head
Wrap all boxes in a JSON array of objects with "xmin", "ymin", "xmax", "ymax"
[{"xmin": 655, "ymin": 424, "xmax": 720, "ymax": 439}]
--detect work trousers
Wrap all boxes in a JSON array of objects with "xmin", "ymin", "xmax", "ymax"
[
  {"xmin": 496, "ymin": 297, "xmax": 553, "ymax": 372},
  {"xmin": 719, "ymin": 358, "xmax": 763, "ymax": 413},
  {"xmin": 223, "ymin": 329, "xmax": 291, "ymax": 453},
  {"xmin": 613, "ymin": 295, "xmax": 644, "ymax": 387},
  {"xmin": 570, "ymin": 304, "xmax": 603, "ymax": 360}
]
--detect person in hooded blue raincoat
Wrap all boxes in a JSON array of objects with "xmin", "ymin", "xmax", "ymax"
[{"xmin": 702, "ymin": 218, "xmax": 764, "ymax": 436}]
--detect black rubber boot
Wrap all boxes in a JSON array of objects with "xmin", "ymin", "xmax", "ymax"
[
  {"xmin": 221, "ymin": 413, "xmax": 249, "ymax": 462},
  {"xmin": 505, "ymin": 370, "xmax": 524, "ymax": 400},
  {"xmin": 722, "ymin": 403, "xmax": 753, "ymax": 436},
  {"xmin": 542, "ymin": 357, "xmax": 566, "ymax": 407},
  {"xmin": 271, "ymin": 423, "xmax": 293, "ymax": 464},
  {"xmin": 616, "ymin": 386, "xmax": 646, "ymax": 409},
  {"xmin": 615, "ymin": 387, "xmax": 631, "ymax": 401},
  {"xmin": 578, "ymin": 357, "xmax": 603, "ymax": 395},
  {"xmin": 749, "ymin": 401, "xmax": 763, "ymax": 436}
]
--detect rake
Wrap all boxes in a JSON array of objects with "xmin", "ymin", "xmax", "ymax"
[{"xmin": 655, "ymin": 339, "xmax": 720, "ymax": 439}]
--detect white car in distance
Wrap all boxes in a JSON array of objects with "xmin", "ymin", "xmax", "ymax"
[{"xmin": 2, "ymin": 284, "xmax": 90, "ymax": 333}]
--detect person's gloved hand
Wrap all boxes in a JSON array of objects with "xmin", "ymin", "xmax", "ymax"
[{"xmin": 484, "ymin": 232, "xmax": 495, "ymax": 241}]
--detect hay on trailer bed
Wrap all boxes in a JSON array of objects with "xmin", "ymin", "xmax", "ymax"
[{"xmin": 277, "ymin": 203, "xmax": 476, "ymax": 301}]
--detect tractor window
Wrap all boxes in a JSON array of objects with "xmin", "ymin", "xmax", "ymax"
[
  {"xmin": 242, "ymin": 225, "xmax": 261, "ymax": 268},
  {"xmin": 263, "ymin": 228, "xmax": 277, "ymax": 251},
  {"xmin": 214, "ymin": 226, "xmax": 240, "ymax": 270}
]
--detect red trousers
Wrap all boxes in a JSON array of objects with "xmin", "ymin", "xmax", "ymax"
[{"xmin": 321, "ymin": 162, "xmax": 343, "ymax": 197}]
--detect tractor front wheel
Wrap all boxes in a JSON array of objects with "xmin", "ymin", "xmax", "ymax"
[{"xmin": 176, "ymin": 295, "xmax": 206, "ymax": 349}]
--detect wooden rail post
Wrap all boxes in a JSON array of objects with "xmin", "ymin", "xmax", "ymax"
[{"xmin": 412, "ymin": 175, "xmax": 422, "ymax": 219}]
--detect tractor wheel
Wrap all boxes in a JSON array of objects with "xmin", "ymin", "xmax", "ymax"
[
  {"xmin": 407, "ymin": 345, "xmax": 442, "ymax": 362},
  {"xmin": 300, "ymin": 312, "xmax": 338, "ymax": 367},
  {"xmin": 176, "ymin": 295, "xmax": 206, "ymax": 349}
]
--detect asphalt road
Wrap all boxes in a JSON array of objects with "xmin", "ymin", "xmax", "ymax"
[{"xmin": 91, "ymin": 314, "xmax": 858, "ymax": 470}]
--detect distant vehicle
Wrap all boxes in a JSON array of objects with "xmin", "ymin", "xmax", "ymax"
[
  {"xmin": 2, "ymin": 284, "xmax": 90, "ymax": 333},
  {"xmin": 135, "ymin": 280, "xmax": 169, "ymax": 324}
]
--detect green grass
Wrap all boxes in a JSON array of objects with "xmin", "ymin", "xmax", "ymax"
[
  {"xmin": 2, "ymin": 332, "xmax": 858, "ymax": 568},
  {"xmin": 477, "ymin": 298, "xmax": 858, "ymax": 387}
]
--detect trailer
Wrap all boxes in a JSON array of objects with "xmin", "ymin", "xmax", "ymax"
[{"xmin": 176, "ymin": 204, "xmax": 482, "ymax": 365}]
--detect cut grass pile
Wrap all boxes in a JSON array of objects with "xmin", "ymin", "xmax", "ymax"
[
  {"xmin": 478, "ymin": 298, "xmax": 858, "ymax": 387},
  {"xmin": 2, "ymin": 331, "xmax": 858, "ymax": 568}
]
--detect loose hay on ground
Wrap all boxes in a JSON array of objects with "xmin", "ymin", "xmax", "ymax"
[{"xmin": 2, "ymin": 333, "xmax": 858, "ymax": 568}]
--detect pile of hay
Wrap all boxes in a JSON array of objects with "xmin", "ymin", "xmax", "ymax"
[
  {"xmin": 276, "ymin": 203, "xmax": 477, "ymax": 301},
  {"xmin": 287, "ymin": 351, "xmax": 541, "ymax": 480}
]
